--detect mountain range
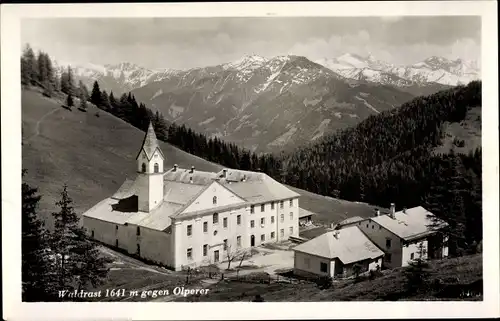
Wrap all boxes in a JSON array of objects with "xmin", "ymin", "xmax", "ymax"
[{"xmin": 54, "ymin": 54, "xmax": 480, "ymax": 153}]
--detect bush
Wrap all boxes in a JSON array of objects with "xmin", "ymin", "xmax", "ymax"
[{"xmin": 316, "ymin": 275, "xmax": 333, "ymax": 289}]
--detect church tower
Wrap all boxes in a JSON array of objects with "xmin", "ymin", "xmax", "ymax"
[{"xmin": 136, "ymin": 122, "xmax": 165, "ymax": 212}]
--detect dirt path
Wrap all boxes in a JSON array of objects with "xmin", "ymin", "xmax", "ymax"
[{"xmin": 24, "ymin": 107, "xmax": 61, "ymax": 142}]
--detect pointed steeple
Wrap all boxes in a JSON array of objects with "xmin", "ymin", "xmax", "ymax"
[{"xmin": 136, "ymin": 122, "xmax": 164, "ymax": 161}]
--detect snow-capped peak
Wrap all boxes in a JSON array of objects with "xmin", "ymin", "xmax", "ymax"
[{"xmin": 224, "ymin": 54, "xmax": 268, "ymax": 71}]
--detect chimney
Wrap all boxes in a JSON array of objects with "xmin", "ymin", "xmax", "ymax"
[
  {"xmin": 390, "ymin": 203, "xmax": 396, "ymax": 219},
  {"xmin": 374, "ymin": 208, "xmax": 380, "ymax": 217},
  {"xmin": 222, "ymin": 169, "xmax": 227, "ymax": 178},
  {"xmin": 241, "ymin": 174, "xmax": 247, "ymax": 182},
  {"xmin": 189, "ymin": 176, "xmax": 193, "ymax": 184},
  {"xmin": 403, "ymin": 207, "xmax": 407, "ymax": 214},
  {"xmin": 190, "ymin": 166, "xmax": 195, "ymax": 174},
  {"xmin": 333, "ymin": 230, "xmax": 339, "ymax": 239},
  {"xmin": 173, "ymin": 164, "xmax": 178, "ymax": 172}
]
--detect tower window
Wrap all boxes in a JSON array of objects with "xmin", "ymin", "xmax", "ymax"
[
  {"xmin": 154, "ymin": 163, "xmax": 159, "ymax": 173},
  {"xmin": 136, "ymin": 226, "xmax": 140, "ymax": 236},
  {"xmin": 141, "ymin": 163, "xmax": 146, "ymax": 173},
  {"xmin": 213, "ymin": 213, "xmax": 219, "ymax": 224},
  {"xmin": 213, "ymin": 196, "xmax": 217, "ymax": 205}
]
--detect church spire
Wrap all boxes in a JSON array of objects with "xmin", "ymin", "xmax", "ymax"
[{"xmin": 136, "ymin": 122, "xmax": 163, "ymax": 161}]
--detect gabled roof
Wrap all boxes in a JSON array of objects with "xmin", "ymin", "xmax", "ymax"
[
  {"xmin": 336, "ymin": 216, "xmax": 367, "ymax": 227},
  {"xmin": 293, "ymin": 226, "xmax": 384, "ymax": 264},
  {"xmin": 136, "ymin": 122, "xmax": 164, "ymax": 161},
  {"xmin": 299, "ymin": 207, "xmax": 316, "ymax": 218},
  {"xmin": 164, "ymin": 167, "xmax": 217, "ymax": 185},
  {"xmin": 371, "ymin": 206, "xmax": 447, "ymax": 241}
]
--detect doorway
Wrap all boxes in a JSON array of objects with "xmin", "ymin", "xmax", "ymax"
[
  {"xmin": 250, "ymin": 235, "xmax": 255, "ymax": 247},
  {"xmin": 214, "ymin": 250, "xmax": 220, "ymax": 263}
]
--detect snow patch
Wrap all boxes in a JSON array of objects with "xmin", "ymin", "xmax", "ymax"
[
  {"xmin": 198, "ymin": 117, "xmax": 216, "ymax": 126},
  {"xmin": 169, "ymin": 104, "xmax": 185, "ymax": 118},
  {"xmin": 269, "ymin": 126, "xmax": 298, "ymax": 147},
  {"xmin": 151, "ymin": 89, "xmax": 163, "ymax": 100},
  {"xmin": 355, "ymin": 96, "xmax": 380, "ymax": 114}
]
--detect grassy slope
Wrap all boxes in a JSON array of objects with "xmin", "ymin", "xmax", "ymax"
[
  {"xmin": 175, "ymin": 254, "xmax": 482, "ymax": 302},
  {"xmin": 22, "ymin": 88, "xmax": 375, "ymax": 230},
  {"xmin": 434, "ymin": 106, "xmax": 481, "ymax": 155}
]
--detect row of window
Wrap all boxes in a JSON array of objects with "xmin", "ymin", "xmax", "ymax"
[
  {"xmin": 186, "ymin": 228, "xmax": 296, "ymax": 260},
  {"xmin": 250, "ymin": 199, "xmax": 294, "ymax": 214},
  {"xmin": 141, "ymin": 163, "xmax": 160, "ymax": 173},
  {"xmin": 187, "ymin": 212, "xmax": 295, "ymax": 236}
]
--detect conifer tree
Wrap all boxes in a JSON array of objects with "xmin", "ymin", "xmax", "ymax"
[
  {"xmin": 90, "ymin": 81, "xmax": 102, "ymax": 106},
  {"xmin": 22, "ymin": 170, "xmax": 56, "ymax": 301},
  {"xmin": 66, "ymin": 93, "xmax": 74, "ymax": 108},
  {"xmin": 21, "ymin": 44, "xmax": 38, "ymax": 85},
  {"xmin": 404, "ymin": 242, "xmax": 431, "ymax": 294},
  {"xmin": 51, "ymin": 185, "xmax": 111, "ymax": 294}
]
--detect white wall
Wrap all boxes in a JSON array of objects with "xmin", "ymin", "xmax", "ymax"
[
  {"xmin": 171, "ymin": 196, "xmax": 300, "ymax": 270},
  {"xmin": 83, "ymin": 217, "xmax": 173, "ymax": 268},
  {"xmin": 401, "ymin": 239, "xmax": 429, "ymax": 267},
  {"xmin": 137, "ymin": 149, "xmax": 164, "ymax": 173},
  {"xmin": 357, "ymin": 218, "xmax": 403, "ymax": 268},
  {"xmin": 294, "ymin": 251, "xmax": 334, "ymax": 277}
]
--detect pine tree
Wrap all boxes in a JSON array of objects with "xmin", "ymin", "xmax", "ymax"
[
  {"xmin": 22, "ymin": 169, "xmax": 55, "ymax": 301},
  {"xmin": 79, "ymin": 91, "xmax": 87, "ymax": 110},
  {"xmin": 51, "ymin": 185, "xmax": 111, "ymax": 294},
  {"xmin": 100, "ymin": 90, "xmax": 111, "ymax": 111},
  {"xmin": 66, "ymin": 93, "xmax": 74, "ymax": 108},
  {"xmin": 404, "ymin": 242, "xmax": 431, "ymax": 294},
  {"xmin": 90, "ymin": 81, "xmax": 102, "ymax": 106},
  {"xmin": 21, "ymin": 44, "xmax": 38, "ymax": 85}
]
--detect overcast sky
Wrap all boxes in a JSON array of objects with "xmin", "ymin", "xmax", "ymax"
[{"xmin": 21, "ymin": 16, "xmax": 481, "ymax": 70}]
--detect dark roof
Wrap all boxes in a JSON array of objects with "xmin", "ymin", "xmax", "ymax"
[{"xmin": 136, "ymin": 122, "xmax": 164, "ymax": 161}]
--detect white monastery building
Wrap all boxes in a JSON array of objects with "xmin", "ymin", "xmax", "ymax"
[{"xmin": 82, "ymin": 123, "xmax": 300, "ymax": 271}]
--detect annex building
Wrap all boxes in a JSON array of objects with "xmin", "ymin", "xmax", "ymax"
[{"xmin": 82, "ymin": 123, "xmax": 300, "ymax": 271}]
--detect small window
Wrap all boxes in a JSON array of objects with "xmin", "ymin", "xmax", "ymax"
[
  {"xmin": 141, "ymin": 163, "xmax": 146, "ymax": 173},
  {"xmin": 410, "ymin": 253, "xmax": 415, "ymax": 260},
  {"xmin": 260, "ymin": 218, "xmax": 265, "ymax": 225},
  {"xmin": 289, "ymin": 199, "xmax": 293, "ymax": 207},
  {"xmin": 386, "ymin": 253, "xmax": 392, "ymax": 263},
  {"xmin": 115, "ymin": 239, "xmax": 118, "ymax": 247},
  {"xmin": 203, "ymin": 222, "xmax": 208, "ymax": 233},
  {"xmin": 213, "ymin": 213, "xmax": 219, "ymax": 224},
  {"xmin": 187, "ymin": 225, "xmax": 192, "ymax": 236},
  {"xmin": 251, "ymin": 220, "xmax": 255, "ymax": 228},
  {"xmin": 289, "ymin": 227, "xmax": 293, "ymax": 234},
  {"xmin": 203, "ymin": 244, "xmax": 208, "ymax": 256},
  {"xmin": 280, "ymin": 201, "xmax": 284, "ymax": 209},
  {"xmin": 137, "ymin": 244, "xmax": 141, "ymax": 255},
  {"xmin": 379, "ymin": 226, "xmax": 382, "ymax": 230},
  {"xmin": 290, "ymin": 212, "xmax": 293, "ymax": 220},
  {"xmin": 237, "ymin": 215, "xmax": 241, "ymax": 225},
  {"xmin": 154, "ymin": 163, "xmax": 159, "ymax": 173},
  {"xmin": 280, "ymin": 229, "xmax": 284, "ymax": 237},
  {"xmin": 271, "ymin": 216, "xmax": 275, "ymax": 224},
  {"xmin": 271, "ymin": 202, "xmax": 275, "ymax": 210},
  {"xmin": 320, "ymin": 262, "xmax": 328, "ymax": 273},
  {"xmin": 250, "ymin": 205, "xmax": 255, "ymax": 214},
  {"xmin": 280, "ymin": 214, "xmax": 284, "ymax": 222},
  {"xmin": 213, "ymin": 196, "xmax": 217, "ymax": 205},
  {"xmin": 187, "ymin": 248, "xmax": 193, "ymax": 260},
  {"xmin": 237, "ymin": 236, "xmax": 241, "ymax": 247},
  {"xmin": 223, "ymin": 239, "xmax": 228, "ymax": 251},
  {"xmin": 261, "ymin": 234, "xmax": 265, "ymax": 241},
  {"xmin": 91, "ymin": 230, "xmax": 94, "ymax": 238},
  {"xmin": 136, "ymin": 226, "xmax": 140, "ymax": 236},
  {"xmin": 271, "ymin": 232, "xmax": 275, "ymax": 239},
  {"xmin": 386, "ymin": 238, "xmax": 392, "ymax": 249},
  {"xmin": 223, "ymin": 217, "xmax": 228, "ymax": 228},
  {"xmin": 115, "ymin": 225, "xmax": 118, "ymax": 230},
  {"xmin": 366, "ymin": 224, "xmax": 369, "ymax": 228},
  {"xmin": 261, "ymin": 204, "xmax": 265, "ymax": 212},
  {"xmin": 372, "ymin": 225, "xmax": 374, "ymax": 229}
]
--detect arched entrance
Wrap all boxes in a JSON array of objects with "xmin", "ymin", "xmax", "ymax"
[{"xmin": 250, "ymin": 235, "xmax": 255, "ymax": 247}]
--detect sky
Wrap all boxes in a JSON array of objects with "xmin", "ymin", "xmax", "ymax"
[{"xmin": 21, "ymin": 16, "xmax": 481, "ymax": 70}]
